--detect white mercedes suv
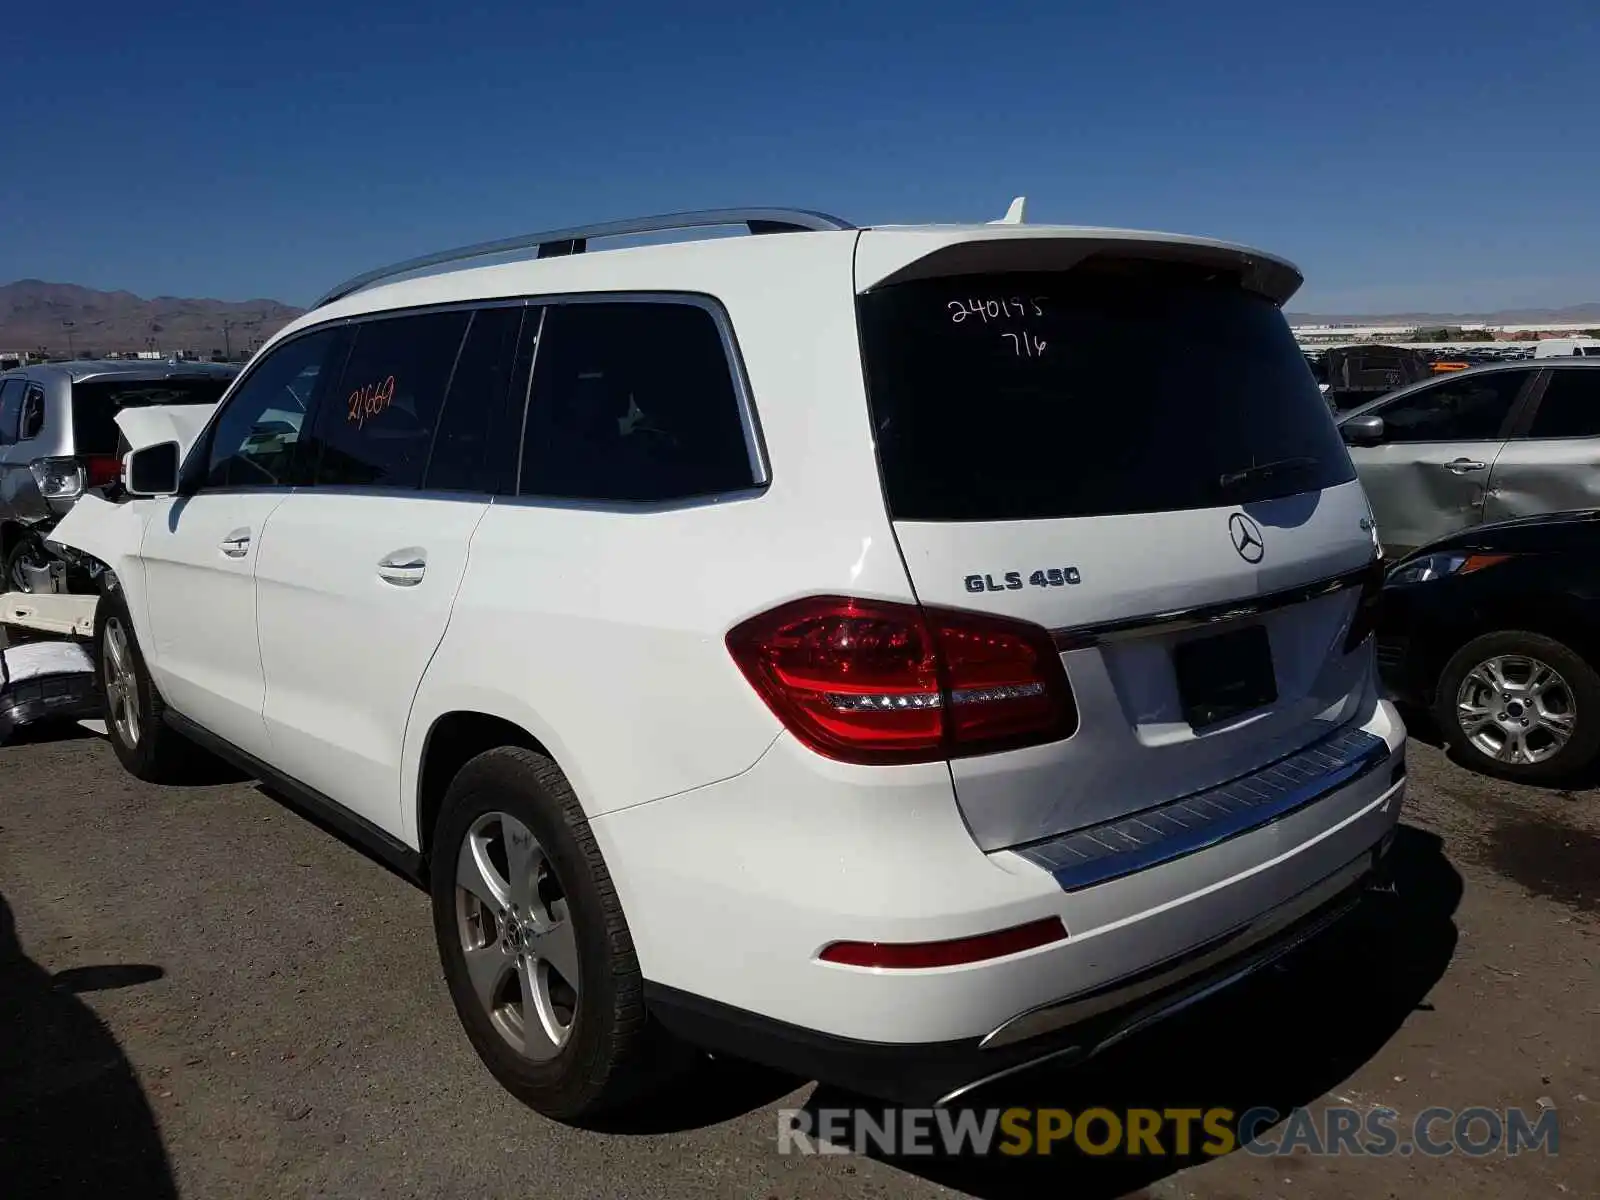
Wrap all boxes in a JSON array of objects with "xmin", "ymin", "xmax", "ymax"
[{"xmin": 75, "ymin": 207, "xmax": 1405, "ymax": 1119}]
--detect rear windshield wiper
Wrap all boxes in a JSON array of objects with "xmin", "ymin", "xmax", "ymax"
[{"xmin": 1218, "ymin": 456, "xmax": 1319, "ymax": 493}]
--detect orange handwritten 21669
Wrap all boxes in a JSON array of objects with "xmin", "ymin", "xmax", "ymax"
[{"xmin": 348, "ymin": 376, "xmax": 396, "ymax": 428}]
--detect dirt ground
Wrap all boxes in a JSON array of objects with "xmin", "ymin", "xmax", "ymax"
[{"xmin": 0, "ymin": 714, "xmax": 1594, "ymax": 1199}]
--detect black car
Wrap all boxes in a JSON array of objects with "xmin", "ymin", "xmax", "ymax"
[{"xmin": 1376, "ymin": 509, "xmax": 1600, "ymax": 783}]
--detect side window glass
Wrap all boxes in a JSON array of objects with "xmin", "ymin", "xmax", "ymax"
[
  {"xmin": 0, "ymin": 379, "xmax": 25, "ymax": 445},
  {"xmin": 423, "ymin": 305, "xmax": 531, "ymax": 493},
  {"xmin": 19, "ymin": 386, "xmax": 45, "ymax": 441},
  {"xmin": 1378, "ymin": 371, "xmax": 1526, "ymax": 443},
  {"xmin": 307, "ymin": 310, "xmax": 471, "ymax": 489},
  {"xmin": 519, "ymin": 301, "xmax": 756, "ymax": 502},
  {"xmin": 1526, "ymin": 371, "xmax": 1600, "ymax": 439},
  {"xmin": 205, "ymin": 328, "xmax": 344, "ymax": 489}
]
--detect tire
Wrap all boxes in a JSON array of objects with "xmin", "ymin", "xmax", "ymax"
[
  {"xmin": 1433, "ymin": 630, "xmax": 1600, "ymax": 784},
  {"xmin": 94, "ymin": 588, "xmax": 205, "ymax": 783},
  {"xmin": 430, "ymin": 746, "xmax": 688, "ymax": 1122}
]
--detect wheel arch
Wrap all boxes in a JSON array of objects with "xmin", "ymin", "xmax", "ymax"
[
  {"xmin": 416, "ymin": 711, "xmax": 548, "ymax": 863},
  {"xmin": 404, "ymin": 691, "xmax": 596, "ymax": 868}
]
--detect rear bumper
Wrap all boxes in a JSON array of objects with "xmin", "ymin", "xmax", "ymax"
[
  {"xmin": 598, "ymin": 699, "xmax": 1407, "ymax": 1085},
  {"xmin": 648, "ymin": 839, "xmax": 1395, "ymax": 1106}
]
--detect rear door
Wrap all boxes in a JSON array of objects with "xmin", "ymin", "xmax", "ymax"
[
  {"xmin": 1347, "ymin": 368, "xmax": 1534, "ymax": 556},
  {"xmin": 254, "ymin": 304, "xmax": 530, "ymax": 834},
  {"xmin": 1485, "ymin": 366, "xmax": 1600, "ymax": 522},
  {"xmin": 853, "ymin": 245, "xmax": 1378, "ymax": 850}
]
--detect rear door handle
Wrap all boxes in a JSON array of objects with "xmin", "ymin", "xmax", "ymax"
[
  {"xmin": 1446, "ymin": 458, "xmax": 1487, "ymax": 474},
  {"xmin": 377, "ymin": 548, "xmax": 426, "ymax": 587},
  {"xmin": 219, "ymin": 528, "xmax": 251, "ymax": 557}
]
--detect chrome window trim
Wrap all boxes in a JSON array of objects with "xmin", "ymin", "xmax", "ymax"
[{"xmin": 491, "ymin": 485, "xmax": 769, "ymax": 516}]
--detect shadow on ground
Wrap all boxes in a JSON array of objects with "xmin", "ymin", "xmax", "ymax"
[
  {"xmin": 1396, "ymin": 701, "xmax": 1600, "ymax": 793},
  {"xmin": 0, "ymin": 719, "xmax": 97, "ymax": 748},
  {"xmin": 0, "ymin": 892, "xmax": 176, "ymax": 1197},
  {"xmin": 796, "ymin": 824, "xmax": 1461, "ymax": 1200},
  {"xmin": 590, "ymin": 1054, "xmax": 806, "ymax": 1134},
  {"xmin": 1488, "ymin": 817, "xmax": 1599, "ymax": 914}
]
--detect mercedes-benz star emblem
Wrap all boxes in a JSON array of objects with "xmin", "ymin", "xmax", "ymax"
[{"xmin": 1229, "ymin": 513, "xmax": 1265, "ymax": 563}]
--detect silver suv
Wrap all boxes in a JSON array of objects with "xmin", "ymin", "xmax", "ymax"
[
  {"xmin": 1340, "ymin": 359, "xmax": 1600, "ymax": 557},
  {"xmin": 0, "ymin": 361, "xmax": 237, "ymax": 591}
]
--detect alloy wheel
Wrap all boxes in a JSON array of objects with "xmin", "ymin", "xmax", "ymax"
[
  {"xmin": 103, "ymin": 617, "xmax": 141, "ymax": 747},
  {"xmin": 455, "ymin": 811, "xmax": 581, "ymax": 1060},
  {"xmin": 1455, "ymin": 653, "xmax": 1576, "ymax": 766}
]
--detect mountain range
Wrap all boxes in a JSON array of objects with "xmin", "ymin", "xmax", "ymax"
[
  {"xmin": 3, "ymin": 279, "xmax": 1597, "ymax": 356},
  {"xmin": 0, "ymin": 279, "xmax": 304, "ymax": 357}
]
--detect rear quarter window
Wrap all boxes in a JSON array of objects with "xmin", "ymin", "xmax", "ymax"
[
  {"xmin": 857, "ymin": 265, "xmax": 1355, "ymax": 521},
  {"xmin": 518, "ymin": 301, "xmax": 757, "ymax": 503}
]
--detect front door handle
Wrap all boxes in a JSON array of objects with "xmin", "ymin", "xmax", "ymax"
[
  {"xmin": 377, "ymin": 548, "xmax": 426, "ymax": 587},
  {"xmin": 219, "ymin": 528, "xmax": 251, "ymax": 557},
  {"xmin": 1446, "ymin": 458, "xmax": 1487, "ymax": 474}
]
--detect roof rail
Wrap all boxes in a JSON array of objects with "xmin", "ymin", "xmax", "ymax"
[{"xmin": 312, "ymin": 207, "xmax": 855, "ymax": 309}]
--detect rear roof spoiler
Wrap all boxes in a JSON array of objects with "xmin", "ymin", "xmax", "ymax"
[{"xmin": 854, "ymin": 227, "xmax": 1304, "ymax": 306}]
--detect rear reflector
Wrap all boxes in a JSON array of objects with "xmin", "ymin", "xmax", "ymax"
[
  {"xmin": 726, "ymin": 595, "xmax": 1078, "ymax": 765},
  {"xmin": 818, "ymin": 917, "xmax": 1069, "ymax": 969}
]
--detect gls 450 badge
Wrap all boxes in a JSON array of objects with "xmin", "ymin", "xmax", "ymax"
[{"xmin": 965, "ymin": 567, "xmax": 1082, "ymax": 593}]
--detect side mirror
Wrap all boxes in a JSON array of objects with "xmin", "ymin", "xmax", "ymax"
[
  {"xmin": 124, "ymin": 441, "xmax": 181, "ymax": 496},
  {"xmin": 1341, "ymin": 414, "xmax": 1385, "ymax": 446}
]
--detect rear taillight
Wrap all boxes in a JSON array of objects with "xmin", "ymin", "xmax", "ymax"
[
  {"xmin": 1343, "ymin": 557, "xmax": 1387, "ymax": 653},
  {"xmin": 84, "ymin": 454, "xmax": 121, "ymax": 489},
  {"xmin": 725, "ymin": 596, "xmax": 1078, "ymax": 765}
]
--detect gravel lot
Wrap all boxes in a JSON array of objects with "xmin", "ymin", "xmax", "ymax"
[{"xmin": 1, "ymin": 708, "xmax": 1595, "ymax": 1199}]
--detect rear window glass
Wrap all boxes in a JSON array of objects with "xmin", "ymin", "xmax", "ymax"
[
  {"xmin": 71, "ymin": 377, "xmax": 232, "ymax": 454},
  {"xmin": 857, "ymin": 266, "xmax": 1356, "ymax": 521}
]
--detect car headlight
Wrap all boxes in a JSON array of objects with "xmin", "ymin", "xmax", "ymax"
[
  {"xmin": 1386, "ymin": 551, "xmax": 1512, "ymax": 586},
  {"xmin": 29, "ymin": 457, "xmax": 84, "ymax": 500}
]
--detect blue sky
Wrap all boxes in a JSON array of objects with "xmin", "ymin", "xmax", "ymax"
[{"xmin": 4, "ymin": 0, "xmax": 1597, "ymax": 313}]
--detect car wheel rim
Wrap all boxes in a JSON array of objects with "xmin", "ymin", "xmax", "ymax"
[
  {"xmin": 454, "ymin": 811, "xmax": 580, "ymax": 1060},
  {"xmin": 1455, "ymin": 653, "xmax": 1575, "ymax": 766},
  {"xmin": 103, "ymin": 617, "xmax": 141, "ymax": 748}
]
